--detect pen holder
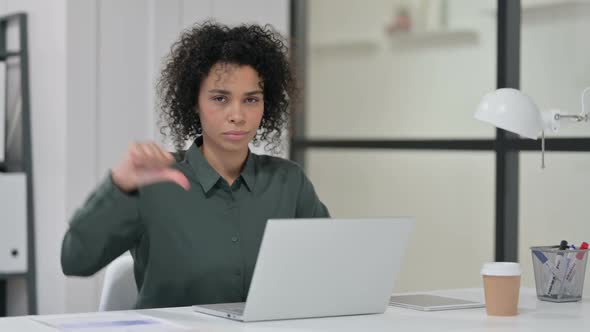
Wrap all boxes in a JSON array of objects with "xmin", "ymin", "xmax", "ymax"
[{"xmin": 531, "ymin": 246, "xmax": 589, "ymax": 302}]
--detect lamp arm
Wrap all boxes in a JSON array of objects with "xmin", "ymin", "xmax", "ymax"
[
  {"xmin": 548, "ymin": 87, "xmax": 590, "ymax": 125},
  {"xmin": 555, "ymin": 114, "xmax": 586, "ymax": 121},
  {"xmin": 538, "ymin": 87, "xmax": 590, "ymax": 169}
]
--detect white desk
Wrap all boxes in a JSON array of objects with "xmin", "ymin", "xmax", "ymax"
[{"xmin": 1, "ymin": 288, "xmax": 588, "ymax": 331}]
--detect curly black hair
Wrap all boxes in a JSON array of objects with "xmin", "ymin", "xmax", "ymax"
[{"xmin": 157, "ymin": 21, "xmax": 295, "ymax": 153}]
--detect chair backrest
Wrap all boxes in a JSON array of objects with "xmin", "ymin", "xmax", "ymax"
[{"xmin": 98, "ymin": 253, "xmax": 138, "ymax": 311}]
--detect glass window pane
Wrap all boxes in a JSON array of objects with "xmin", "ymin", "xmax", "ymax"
[
  {"xmin": 521, "ymin": 1, "xmax": 590, "ymax": 137},
  {"xmin": 306, "ymin": 149, "xmax": 495, "ymax": 291},
  {"xmin": 519, "ymin": 152, "xmax": 590, "ymax": 290},
  {"xmin": 306, "ymin": 0, "xmax": 497, "ymax": 139}
]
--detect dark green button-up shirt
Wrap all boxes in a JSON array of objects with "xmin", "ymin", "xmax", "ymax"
[{"xmin": 61, "ymin": 140, "xmax": 329, "ymax": 309}]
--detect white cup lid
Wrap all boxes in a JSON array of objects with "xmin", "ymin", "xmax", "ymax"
[{"xmin": 481, "ymin": 262, "xmax": 522, "ymax": 276}]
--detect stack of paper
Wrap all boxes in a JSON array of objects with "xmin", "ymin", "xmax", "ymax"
[{"xmin": 33, "ymin": 312, "xmax": 195, "ymax": 332}]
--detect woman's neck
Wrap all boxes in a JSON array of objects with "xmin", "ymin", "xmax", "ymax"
[{"xmin": 200, "ymin": 140, "xmax": 248, "ymax": 186}]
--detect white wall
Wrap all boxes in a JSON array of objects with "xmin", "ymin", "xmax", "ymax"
[
  {"xmin": 520, "ymin": 152, "xmax": 590, "ymax": 290},
  {"xmin": 307, "ymin": 0, "xmax": 590, "ymax": 293},
  {"xmin": 0, "ymin": 0, "xmax": 68, "ymax": 316},
  {"xmin": 2, "ymin": 0, "xmax": 289, "ymax": 316},
  {"xmin": 521, "ymin": 3, "xmax": 590, "ymax": 136},
  {"xmin": 306, "ymin": 0, "xmax": 497, "ymax": 292},
  {"xmin": 518, "ymin": 2, "xmax": 590, "ymax": 288},
  {"xmin": 307, "ymin": 150, "xmax": 495, "ymax": 292},
  {"xmin": 64, "ymin": 0, "xmax": 100, "ymax": 314},
  {"xmin": 307, "ymin": 0, "xmax": 496, "ymax": 139}
]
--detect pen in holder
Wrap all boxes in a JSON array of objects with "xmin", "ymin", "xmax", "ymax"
[{"xmin": 531, "ymin": 246, "xmax": 589, "ymax": 302}]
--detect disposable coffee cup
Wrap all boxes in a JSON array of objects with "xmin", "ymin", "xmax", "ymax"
[{"xmin": 481, "ymin": 262, "xmax": 522, "ymax": 316}]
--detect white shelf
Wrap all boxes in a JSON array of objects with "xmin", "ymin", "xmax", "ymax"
[
  {"xmin": 390, "ymin": 30, "xmax": 478, "ymax": 48},
  {"xmin": 523, "ymin": 0, "xmax": 590, "ymax": 10},
  {"xmin": 309, "ymin": 30, "xmax": 478, "ymax": 52},
  {"xmin": 310, "ymin": 39, "xmax": 380, "ymax": 53},
  {"xmin": 484, "ymin": 0, "xmax": 590, "ymax": 14}
]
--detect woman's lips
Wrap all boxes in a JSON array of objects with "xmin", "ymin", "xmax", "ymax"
[{"xmin": 223, "ymin": 131, "xmax": 249, "ymax": 141}]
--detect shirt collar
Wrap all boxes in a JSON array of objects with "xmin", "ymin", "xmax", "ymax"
[
  {"xmin": 185, "ymin": 137, "xmax": 256, "ymax": 193},
  {"xmin": 240, "ymin": 152, "xmax": 256, "ymax": 192}
]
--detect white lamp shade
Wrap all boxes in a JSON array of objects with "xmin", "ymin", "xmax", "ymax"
[{"xmin": 475, "ymin": 88, "xmax": 543, "ymax": 139}]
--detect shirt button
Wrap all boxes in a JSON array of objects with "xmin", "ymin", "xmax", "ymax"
[{"xmin": 231, "ymin": 236, "xmax": 239, "ymax": 243}]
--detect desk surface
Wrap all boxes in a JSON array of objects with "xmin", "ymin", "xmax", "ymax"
[{"xmin": 0, "ymin": 288, "xmax": 588, "ymax": 331}]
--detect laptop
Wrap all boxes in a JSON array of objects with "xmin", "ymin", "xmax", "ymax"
[{"xmin": 193, "ymin": 217, "xmax": 414, "ymax": 322}]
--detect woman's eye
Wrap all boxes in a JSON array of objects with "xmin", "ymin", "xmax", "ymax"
[
  {"xmin": 245, "ymin": 97, "xmax": 259, "ymax": 103},
  {"xmin": 212, "ymin": 96, "xmax": 227, "ymax": 103}
]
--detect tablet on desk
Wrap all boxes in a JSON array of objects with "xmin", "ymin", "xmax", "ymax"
[{"xmin": 389, "ymin": 294, "xmax": 485, "ymax": 311}]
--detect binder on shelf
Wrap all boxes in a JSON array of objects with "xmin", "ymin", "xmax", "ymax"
[
  {"xmin": 0, "ymin": 172, "xmax": 27, "ymax": 273},
  {"xmin": 0, "ymin": 61, "xmax": 5, "ymax": 164}
]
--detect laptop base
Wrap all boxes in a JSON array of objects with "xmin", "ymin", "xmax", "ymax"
[{"xmin": 193, "ymin": 302, "xmax": 245, "ymax": 321}]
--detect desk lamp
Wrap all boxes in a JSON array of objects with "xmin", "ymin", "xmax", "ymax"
[{"xmin": 474, "ymin": 87, "xmax": 590, "ymax": 168}]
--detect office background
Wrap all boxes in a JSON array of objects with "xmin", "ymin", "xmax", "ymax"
[
  {"xmin": 0, "ymin": 0, "xmax": 589, "ymax": 317},
  {"xmin": 296, "ymin": 0, "xmax": 590, "ymax": 299}
]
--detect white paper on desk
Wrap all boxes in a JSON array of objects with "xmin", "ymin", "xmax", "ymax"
[{"xmin": 32, "ymin": 312, "xmax": 194, "ymax": 332}]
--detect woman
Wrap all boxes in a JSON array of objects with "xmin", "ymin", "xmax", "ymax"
[{"xmin": 61, "ymin": 22, "xmax": 329, "ymax": 309}]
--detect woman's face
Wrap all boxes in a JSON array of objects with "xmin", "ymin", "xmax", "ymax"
[{"xmin": 197, "ymin": 63, "xmax": 264, "ymax": 153}]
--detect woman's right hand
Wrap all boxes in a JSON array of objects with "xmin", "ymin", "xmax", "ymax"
[{"xmin": 111, "ymin": 142, "xmax": 190, "ymax": 192}]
